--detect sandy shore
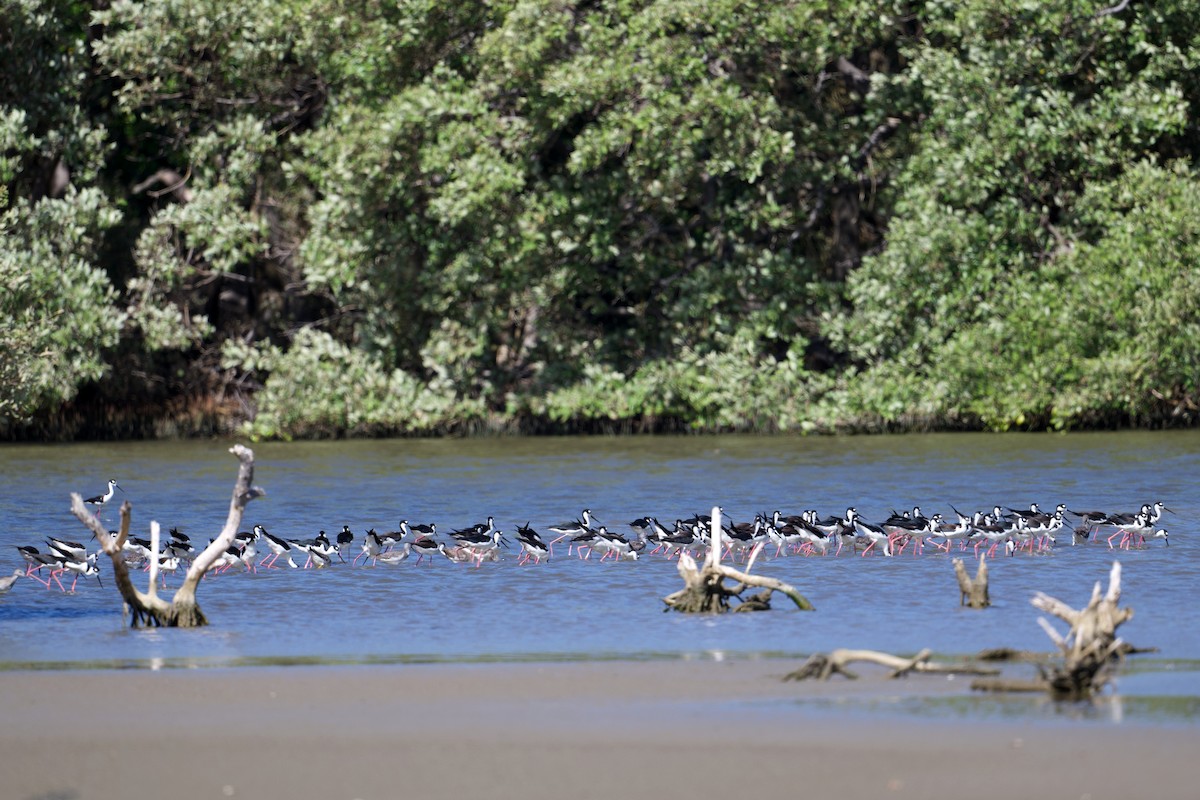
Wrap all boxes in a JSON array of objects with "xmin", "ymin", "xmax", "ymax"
[{"xmin": 2, "ymin": 659, "xmax": 1196, "ymax": 800}]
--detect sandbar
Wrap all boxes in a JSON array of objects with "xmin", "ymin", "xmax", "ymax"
[{"xmin": 1, "ymin": 659, "xmax": 1196, "ymax": 799}]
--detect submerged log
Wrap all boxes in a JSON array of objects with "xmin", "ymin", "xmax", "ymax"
[
  {"xmin": 69, "ymin": 444, "xmax": 265, "ymax": 628},
  {"xmin": 952, "ymin": 554, "xmax": 990, "ymax": 608},
  {"xmin": 783, "ymin": 648, "xmax": 1001, "ymax": 682},
  {"xmin": 662, "ymin": 507, "xmax": 814, "ymax": 613}
]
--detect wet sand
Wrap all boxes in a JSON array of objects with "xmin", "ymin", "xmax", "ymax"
[{"xmin": 2, "ymin": 659, "xmax": 1196, "ymax": 800}]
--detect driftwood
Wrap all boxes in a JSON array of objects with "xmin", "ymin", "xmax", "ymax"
[
  {"xmin": 952, "ymin": 554, "xmax": 990, "ymax": 608},
  {"xmin": 69, "ymin": 444, "xmax": 265, "ymax": 628},
  {"xmin": 971, "ymin": 561, "xmax": 1134, "ymax": 699},
  {"xmin": 662, "ymin": 507, "xmax": 814, "ymax": 613},
  {"xmin": 783, "ymin": 648, "xmax": 1000, "ymax": 681}
]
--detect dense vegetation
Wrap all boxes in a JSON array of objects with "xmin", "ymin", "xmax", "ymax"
[{"xmin": 3, "ymin": 0, "xmax": 1198, "ymax": 440}]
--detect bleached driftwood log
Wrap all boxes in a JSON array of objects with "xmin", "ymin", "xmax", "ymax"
[
  {"xmin": 662, "ymin": 507, "xmax": 814, "ymax": 613},
  {"xmin": 69, "ymin": 444, "xmax": 265, "ymax": 628},
  {"xmin": 952, "ymin": 554, "xmax": 990, "ymax": 608},
  {"xmin": 972, "ymin": 561, "xmax": 1134, "ymax": 699},
  {"xmin": 783, "ymin": 648, "xmax": 1001, "ymax": 681}
]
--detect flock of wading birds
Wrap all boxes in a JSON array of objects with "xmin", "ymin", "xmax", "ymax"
[{"xmin": 0, "ymin": 478, "xmax": 1174, "ymax": 596}]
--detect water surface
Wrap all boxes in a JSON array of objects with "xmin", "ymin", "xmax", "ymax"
[{"xmin": 0, "ymin": 433, "xmax": 1195, "ymax": 689}]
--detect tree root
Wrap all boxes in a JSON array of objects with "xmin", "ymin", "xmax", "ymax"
[{"xmin": 782, "ymin": 648, "xmax": 1001, "ymax": 681}]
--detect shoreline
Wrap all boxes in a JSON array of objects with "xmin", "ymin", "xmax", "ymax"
[{"xmin": 3, "ymin": 659, "xmax": 1197, "ymax": 800}]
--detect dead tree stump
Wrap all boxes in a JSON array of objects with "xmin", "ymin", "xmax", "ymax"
[
  {"xmin": 69, "ymin": 444, "xmax": 265, "ymax": 628},
  {"xmin": 971, "ymin": 561, "xmax": 1135, "ymax": 699},
  {"xmin": 1032, "ymin": 560, "xmax": 1133, "ymax": 700},
  {"xmin": 662, "ymin": 507, "xmax": 814, "ymax": 613},
  {"xmin": 952, "ymin": 554, "xmax": 990, "ymax": 608}
]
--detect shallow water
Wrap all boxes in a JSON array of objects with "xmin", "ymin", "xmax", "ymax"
[{"xmin": 0, "ymin": 432, "xmax": 1196, "ymax": 683}]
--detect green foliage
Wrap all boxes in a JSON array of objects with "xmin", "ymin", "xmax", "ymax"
[
  {"xmin": 292, "ymin": 0, "xmax": 903, "ymax": 428},
  {"xmin": 0, "ymin": 0, "xmax": 110, "ymax": 191},
  {"xmin": 0, "ymin": 190, "xmax": 123, "ymax": 420},
  {"xmin": 3, "ymin": 0, "xmax": 1200, "ymax": 438},
  {"xmin": 533, "ymin": 319, "xmax": 826, "ymax": 432},
  {"xmin": 823, "ymin": 0, "xmax": 1200, "ymax": 431},
  {"xmin": 227, "ymin": 328, "xmax": 482, "ymax": 439}
]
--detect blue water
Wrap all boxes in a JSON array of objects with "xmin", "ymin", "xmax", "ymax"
[{"xmin": 0, "ymin": 432, "xmax": 1196, "ymax": 672}]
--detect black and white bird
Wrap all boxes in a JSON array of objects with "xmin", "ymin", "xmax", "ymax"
[
  {"xmin": 84, "ymin": 479, "xmax": 122, "ymax": 515},
  {"xmin": 515, "ymin": 523, "xmax": 549, "ymax": 565},
  {"xmin": 336, "ymin": 525, "xmax": 355, "ymax": 552},
  {"xmin": 411, "ymin": 536, "xmax": 447, "ymax": 566},
  {"xmin": 355, "ymin": 529, "xmax": 385, "ymax": 566},
  {"xmin": 256, "ymin": 525, "xmax": 296, "ymax": 569},
  {"xmin": 548, "ymin": 509, "xmax": 597, "ymax": 539}
]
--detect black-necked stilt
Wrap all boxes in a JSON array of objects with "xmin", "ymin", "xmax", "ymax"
[
  {"xmin": 15, "ymin": 545, "xmax": 41, "ymax": 575},
  {"xmin": 1107, "ymin": 512, "xmax": 1151, "ymax": 549},
  {"xmin": 452, "ymin": 516, "xmax": 496, "ymax": 540},
  {"xmin": 662, "ymin": 522, "xmax": 700, "ymax": 559},
  {"xmin": 156, "ymin": 553, "xmax": 181, "ymax": 586},
  {"xmin": 406, "ymin": 521, "xmax": 437, "ymax": 537},
  {"xmin": 515, "ymin": 523, "xmax": 549, "ymax": 565},
  {"xmin": 461, "ymin": 530, "xmax": 505, "ymax": 567},
  {"xmin": 450, "ymin": 517, "xmax": 491, "ymax": 541},
  {"xmin": 849, "ymin": 509, "xmax": 893, "ymax": 557},
  {"xmin": 628, "ymin": 517, "xmax": 654, "ymax": 538},
  {"xmin": 411, "ymin": 536, "xmax": 446, "ymax": 565},
  {"xmin": 1103, "ymin": 504, "xmax": 1151, "ymax": 527},
  {"xmin": 379, "ymin": 524, "xmax": 407, "ymax": 551},
  {"xmin": 46, "ymin": 536, "xmax": 94, "ymax": 566},
  {"xmin": 590, "ymin": 526, "xmax": 637, "ymax": 562},
  {"xmin": 1147, "ymin": 501, "xmax": 1172, "ymax": 525},
  {"xmin": 234, "ymin": 530, "xmax": 259, "ymax": 572},
  {"xmin": 290, "ymin": 531, "xmax": 335, "ymax": 568},
  {"xmin": 26, "ymin": 550, "xmax": 69, "ymax": 591},
  {"xmin": 1005, "ymin": 503, "xmax": 1043, "ymax": 521},
  {"xmin": 256, "ymin": 525, "xmax": 296, "ymax": 569},
  {"xmin": 123, "ymin": 536, "xmax": 154, "ymax": 563},
  {"xmin": 970, "ymin": 519, "xmax": 1008, "ymax": 558},
  {"xmin": 307, "ymin": 530, "xmax": 342, "ymax": 564},
  {"xmin": 60, "ymin": 557, "xmax": 102, "ymax": 591},
  {"xmin": 84, "ymin": 479, "xmax": 122, "ymax": 515},
  {"xmin": 568, "ymin": 527, "xmax": 601, "ymax": 558},
  {"xmin": 927, "ymin": 513, "xmax": 972, "ymax": 552},
  {"xmin": 725, "ymin": 517, "xmax": 759, "ymax": 559},
  {"xmin": 207, "ymin": 546, "xmax": 243, "ymax": 574},
  {"xmin": 164, "ymin": 538, "xmax": 194, "ymax": 561},
  {"xmin": 548, "ymin": 509, "xmax": 597, "ymax": 545},
  {"xmin": 355, "ymin": 529, "xmax": 384, "ymax": 566},
  {"xmin": 335, "ymin": 525, "xmax": 353, "ymax": 560}
]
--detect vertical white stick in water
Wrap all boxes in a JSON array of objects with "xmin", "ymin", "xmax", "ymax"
[
  {"xmin": 708, "ymin": 505, "xmax": 722, "ymax": 569},
  {"xmin": 148, "ymin": 520, "xmax": 160, "ymax": 600}
]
